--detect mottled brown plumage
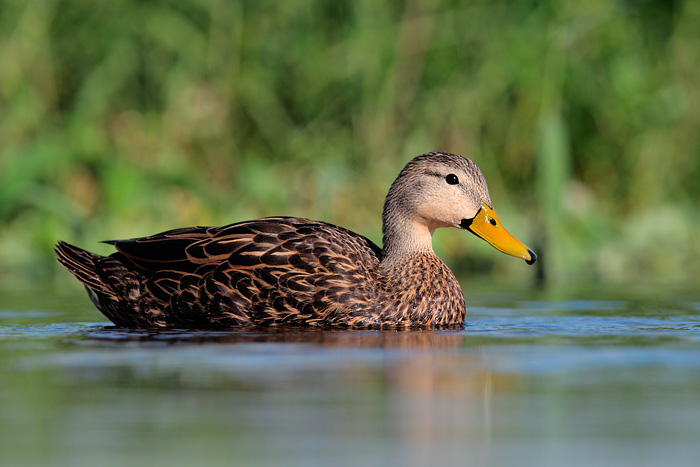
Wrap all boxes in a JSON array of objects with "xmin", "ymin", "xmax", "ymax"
[{"xmin": 56, "ymin": 152, "xmax": 535, "ymax": 329}]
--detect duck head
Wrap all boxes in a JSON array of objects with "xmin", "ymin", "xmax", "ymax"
[{"xmin": 382, "ymin": 152, "xmax": 536, "ymax": 264}]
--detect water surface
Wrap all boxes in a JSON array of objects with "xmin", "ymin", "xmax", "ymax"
[{"xmin": 1, "ymin": 286, "xmax": 699, "ymax": 466}]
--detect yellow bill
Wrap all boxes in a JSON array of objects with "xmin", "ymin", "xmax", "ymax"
[{"xmin": 461, "ymin": 203, "xmax": 536, "ymax": 265}]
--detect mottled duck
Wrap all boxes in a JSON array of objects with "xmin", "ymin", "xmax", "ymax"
[{"xmin": 56, "ymin": 152, "xmax": 536, "ymax": 329}]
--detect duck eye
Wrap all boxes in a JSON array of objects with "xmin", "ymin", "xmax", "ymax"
[{"xmin": 445, "ymin": 174, "xmax": 459, "ymax": 185}]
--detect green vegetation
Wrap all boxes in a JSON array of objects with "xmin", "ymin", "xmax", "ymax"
[{"xmin": 1, "ymin": 0, "xmax": 699, "ymax": 287}]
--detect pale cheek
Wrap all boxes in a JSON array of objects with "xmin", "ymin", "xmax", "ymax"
[
  {"xmin": 420, "ymin": 203, "xmax": 460, "ymax": 227},
  {"xmin": 441, "ymin": 198, "xmax": 470, "ymax": 223}
]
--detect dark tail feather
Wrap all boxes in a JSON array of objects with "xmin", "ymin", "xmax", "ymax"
[{"xmin": 55, "ymin": 241, "xmax": 117, "ymax": 299}]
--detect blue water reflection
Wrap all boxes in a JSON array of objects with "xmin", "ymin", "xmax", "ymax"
[{"xmin": 1, "ymin": 293, "xmax": 700, "ymax": 467}]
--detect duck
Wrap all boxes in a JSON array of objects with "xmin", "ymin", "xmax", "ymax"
[{"xmin": 55, "ymin": 151, "xmax": 536, "ymax": 329}]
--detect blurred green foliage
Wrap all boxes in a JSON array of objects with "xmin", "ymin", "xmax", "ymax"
[{"xmin": 1, "ymin": 0, "xmax": 699, "ymax": 287}]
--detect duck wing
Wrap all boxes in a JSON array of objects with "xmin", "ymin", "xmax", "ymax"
[{"xmin": 108, "ymin": 216, "xmax": 381, "ymax": 274}]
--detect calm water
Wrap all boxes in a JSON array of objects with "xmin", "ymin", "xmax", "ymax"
[{"xmin": 1, "ymin": 285, "xmax": 700, "ymax": 467}]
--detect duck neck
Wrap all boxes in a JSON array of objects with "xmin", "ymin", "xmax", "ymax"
[{"xmin": 380, "ymin": 207, "xmax": 436, "ymax": 267}]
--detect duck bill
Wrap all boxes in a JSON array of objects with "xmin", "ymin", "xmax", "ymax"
[{"xmin": 461, "ymin": 204, "xmax": 536, "ymax": 265}]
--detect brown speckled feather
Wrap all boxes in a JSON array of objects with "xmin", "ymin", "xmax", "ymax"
[
  {"xmin": 56, "ymin": 217, "xmax": 461, "ymax": 328},
  {"xmin": 56, "ymin": 152, "xmax": 534, "ymax": 329}
]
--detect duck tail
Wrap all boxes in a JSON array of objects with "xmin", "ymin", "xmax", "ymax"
[{"xmin": 55, "ymin": 241, "xmax": 117, "ymax": 300}]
